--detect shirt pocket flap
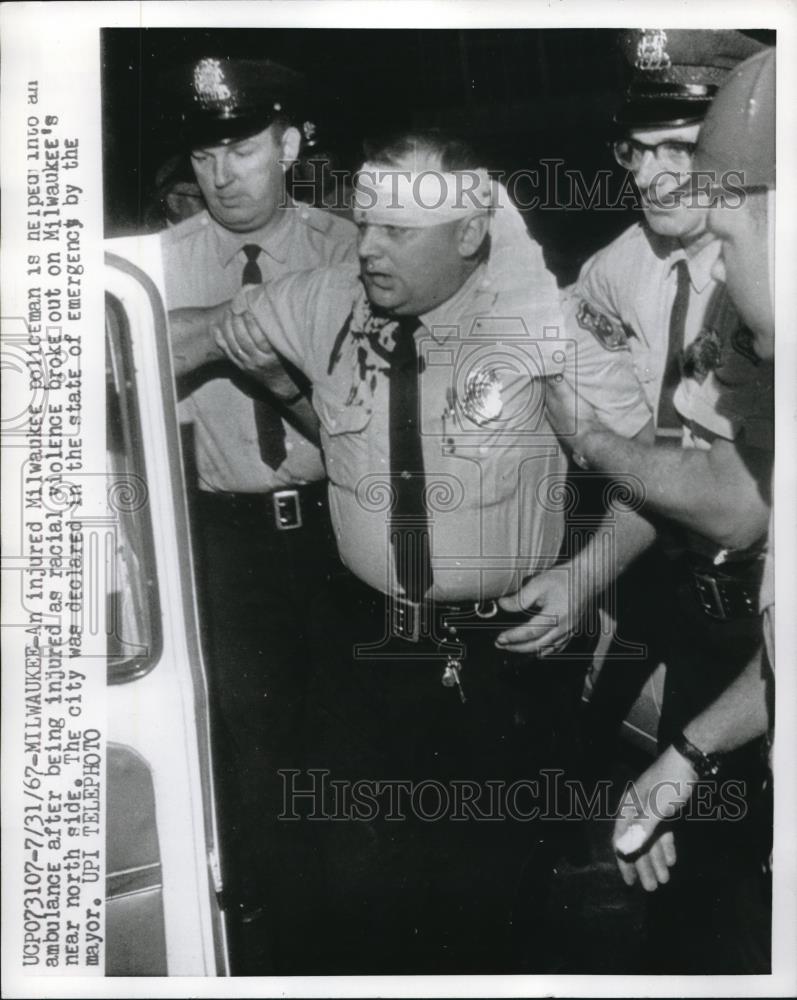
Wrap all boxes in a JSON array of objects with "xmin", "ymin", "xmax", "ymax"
[{"xmin": 315, "ymin": 392, "xmax": 374, "ymax": 436}]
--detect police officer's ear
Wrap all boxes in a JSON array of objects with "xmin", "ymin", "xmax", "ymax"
[
  {"xmin": 456, "ymin": 212, "xmax": 490, "ymax": 260},
  {"xmin": 279, "ymin": 126, "xmax": 302, "ymax": 172}
]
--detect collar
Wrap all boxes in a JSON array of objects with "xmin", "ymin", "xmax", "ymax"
[
  {"xmin": 420, "ymin": 263, "xmax": 491, "ymax": 343},
  {"xmin": 210, "ymin": 201, "xmax": 300, "ymax": 269},
  {"xmin": 670, "ymin": 235, "xmax": 722, "ymax": 293}
]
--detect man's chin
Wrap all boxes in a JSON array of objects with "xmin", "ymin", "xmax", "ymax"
[
  {"xmin": 643, "ymin": 207, "xmax": 703, "ymax": 241},
  {"xmin": 363, "ymin": 281, "xmax": 401, "ymax": 313}
]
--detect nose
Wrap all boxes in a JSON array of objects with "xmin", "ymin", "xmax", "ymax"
[
  {"xmin": 357, "ymin": 224, "xmax": 383, "ymax": 260},
  {"xmin": 711, "ymin": 253, "xmax": 726, "ymax": 283},
  {"xmin": 632, "ymin": 149, "xmax": 660, "ymax": 192},
  {"xmin": 212, "ymin": 151, "xmax": 233, "ymax": 189}
]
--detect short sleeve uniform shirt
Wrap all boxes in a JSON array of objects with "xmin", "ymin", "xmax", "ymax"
[
  {"xmin": 161, "ymin": 203, "xmax": 357, "ymax": 492},
  {"xmin": 562, "ymin": 222, "xmax": 773, "ymax": 453},
  {"xmin": 234, "ymin": 260, "xmax": 571, "ymax": 602}
]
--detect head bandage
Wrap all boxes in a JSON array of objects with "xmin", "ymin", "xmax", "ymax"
[{"xmin": 353, "ymin": 163, "xmax": 494, "ymax": 228}]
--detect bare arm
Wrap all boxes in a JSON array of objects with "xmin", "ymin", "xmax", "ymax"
[
  {"xmin": 613, "ymin": 647, "xmax": 770, "ymax": 891},
  {"xmin": 682, "ymin": 648, "xmax": 770, "ymax": 754},
  {"xmin": 497, "ymin": 503, "xmax": 657, "ymax": 653},
  {"xmin": 547, "ymin": 379, "xmax": 771, "ymax": 550},
  {"xmin": 168, "ymin": 302, "xmax": 318, "ymax": 440},
  {"xmin": 575, "ymin": 428, "xmax": 771, "ymax": 550},
  {"xmin": 168, "ymin": 303, "xmax": 229, "ymax": 377}
]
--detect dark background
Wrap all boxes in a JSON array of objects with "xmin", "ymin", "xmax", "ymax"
[{"xmin": 101, "ymin": 28, "xmax": 774, "ymax": 284}]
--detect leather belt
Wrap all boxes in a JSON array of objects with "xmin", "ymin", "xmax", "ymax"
[
  {"xmin": 686, "ymin": 552, "xmax": 764, "ymax": 621},
  {"xmin": 344, "ymin": 576, "xmax": 528, "ymax": 646},
  {"xmin": 388, "ymin": 593, "xmax": 505, "ymax": 645},
  {"xmin": 196, "ymin": 481, "xmax": 329, "ymax": 532}
]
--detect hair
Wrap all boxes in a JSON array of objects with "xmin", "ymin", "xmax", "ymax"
[
  {"xmin": 361, "ymin": 128, "xmax": 491, "ymax": 262},
  {"xmin": 362, "ymin": 128, "xmax": 481, "ymax": 173}
]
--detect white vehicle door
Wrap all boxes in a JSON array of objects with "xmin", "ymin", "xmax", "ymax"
[{"xmin": 103, "ymin": 237, "xmax": 227, "ymax": 976}]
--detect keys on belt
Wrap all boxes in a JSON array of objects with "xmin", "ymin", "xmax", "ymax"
[{"xmin": 389, "ymin": 595, "xmax": 500, "ymax": 702}]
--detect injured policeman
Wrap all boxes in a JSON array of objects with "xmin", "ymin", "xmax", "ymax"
[{"xmin": 167, "ymin": 128, "xmax": 648, "ymax": 973}]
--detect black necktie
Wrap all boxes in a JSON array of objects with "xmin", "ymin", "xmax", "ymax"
[
  {"xmin": 657, "ymin": 258, "xmax": 690, "ymax": 430},
  {"xmin": 242, "ymin": 243, "xmax": 263, "ymax": 285},
  {"xmin": 241, "ymin": 245, "xmax": 287, "ymax": 470},
  {"xmin": 389, "ymin": 319, "xmax": 432, "ymax": 602}
]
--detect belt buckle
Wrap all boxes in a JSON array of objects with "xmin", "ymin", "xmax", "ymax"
[
  {"xmin": 272, "ymin": 489, "xmax": 302, "ymax": 531},
  {"xmin": 692, "ymin": 570, "xmax": 729, "ymax": 621},
  {"xmin": 390, "ymin": 596, "xmax": 422, "ymax": 642}
]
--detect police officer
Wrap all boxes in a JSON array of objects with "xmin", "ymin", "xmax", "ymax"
[
  {"xmin": 502, "ymin": 32, "xmax": 773, "ymax": 972},
  {"xmin": 613, "ymin": 47, "xmax": 776, "ymax": 972},
  {"xmin": 498, "ymin": 28, "xmax": 770, "ymax": 647},
  {"xmin": 171, "ymin": 129, "xmax": 644, "ymax": 972},
  {"xmin": 159, "ymin": 55, "xmax": 357, "ymax": 973}
]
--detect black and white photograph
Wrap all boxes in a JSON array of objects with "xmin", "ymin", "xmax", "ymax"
[{"xmin": 1, "ymin": 2, "xmax": 796, "ymax": 996}]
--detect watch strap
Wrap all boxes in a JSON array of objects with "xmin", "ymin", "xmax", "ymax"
[{"xmin": 672, "ymin": 730, "xmax": 723, "ymax": 779}]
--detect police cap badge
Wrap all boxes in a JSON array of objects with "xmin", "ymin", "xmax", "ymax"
[
  {"xmin": 615, "ymin": 29, "xmax": 768, "ymax": 128},
  {"xmin": 171, "ymin": 56, "xmax": 309, "ymax": 149}
]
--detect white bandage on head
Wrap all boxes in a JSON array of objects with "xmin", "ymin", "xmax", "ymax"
[{"xmin": 352, "ymin": 163, "xmax": 493, "ymax": 228}]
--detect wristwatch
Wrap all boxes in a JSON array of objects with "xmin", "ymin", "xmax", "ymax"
[{"xmin": 672, "ymin": 731, "xmax": 723, "ymax": 779}]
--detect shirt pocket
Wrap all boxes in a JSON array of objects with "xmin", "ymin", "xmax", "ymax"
[{"xmin": 314, "ymin": 389, "xmax": 374, "ymax": 437}]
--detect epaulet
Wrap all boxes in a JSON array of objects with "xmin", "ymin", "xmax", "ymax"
[
  {"xmin": 159, "ymin": 209, "xmax": 212, "ymax": 246},
  {"xmin": 295, "ymin": 203, "xmax": 356, "ymax": 240}
]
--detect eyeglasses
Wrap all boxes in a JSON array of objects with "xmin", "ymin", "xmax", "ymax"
[{"xmin": 612, "ymin": 138, "xmax": 698, "ymax": 172}]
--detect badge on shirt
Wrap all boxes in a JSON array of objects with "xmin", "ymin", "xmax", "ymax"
[
  {"xmin": 576, "ymin": 300, "xmax": 630, "ymax": 352},
  {"xmin": 681, "ymin": 326, "xmax": 723, "ymax": 384},
  {"xmin": 461, "ymin": 366, "xmax": 504, "ymax": 424}
]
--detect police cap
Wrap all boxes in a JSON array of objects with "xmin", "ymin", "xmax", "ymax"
[
  {"xmin": 174, "ymin": 56, "xmax": 307, "ymax": 149},
  {"xmin": 616, "ymin": 29, "xmax": 767, "ymax": 128},
  {"xmin": 693, "ymin": 48, "xmax": 775, "ymax": 189}
]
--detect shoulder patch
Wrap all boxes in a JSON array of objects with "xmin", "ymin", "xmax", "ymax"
[{"xmin": 576, "ymin": 300, "xmax": 630, "ymax": 351}]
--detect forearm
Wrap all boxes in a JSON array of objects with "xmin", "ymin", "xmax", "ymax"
[
  {"xmin": 567, "ymin": 505, "xmax": 657, "ymax": 602},
  {"xmin": 577, "ymin": 428, "xmax": 770, "ymax": 549},
  {"xmin": 682, "ymin": 648, "xmax": 770, "ymax": 755},
  {"xmin": 168, "ymin": 304, "xmax": 227, "ymax": 377}
]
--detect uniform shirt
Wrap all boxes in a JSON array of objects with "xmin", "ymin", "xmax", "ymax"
[
  {"xmin": 161, "ymin": 202, "xmax": 357, "ymax": 492},
  {"xmin": 562, "ymin": 222, "xmax": 773, "ymax": 453},
  {"xmin": 232, "ymin": 259, "xmax": 572, "ymax": 601}
]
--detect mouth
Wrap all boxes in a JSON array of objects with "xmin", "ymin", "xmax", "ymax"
[{"xmin": 362, "ymin": 271, "xmax": 395, "ymax": 290}]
